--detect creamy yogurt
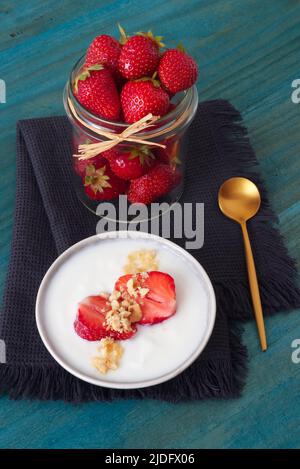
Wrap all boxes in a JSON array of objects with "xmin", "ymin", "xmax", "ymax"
[{"xmin": 36, "ymin": 233, "xmax": 215, "ymax": 387}]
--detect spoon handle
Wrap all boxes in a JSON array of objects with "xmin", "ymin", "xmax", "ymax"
[{"xmin": 240, "ymin": 222, "xmax": 267, "ymax": 351}]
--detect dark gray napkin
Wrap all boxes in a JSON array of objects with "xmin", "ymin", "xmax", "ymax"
[{"xmin": 1, "ymin": 100, "xmax": 299, "ymax": 401}]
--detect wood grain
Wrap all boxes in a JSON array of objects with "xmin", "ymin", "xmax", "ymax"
[{"xmin": 0, "ymin": 0, "xmax": 300, "ymax": 449}]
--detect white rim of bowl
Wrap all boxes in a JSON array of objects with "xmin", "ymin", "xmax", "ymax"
[{"xmin": 35, "ymin": 231, "xmax": 216, "ymax": 389}]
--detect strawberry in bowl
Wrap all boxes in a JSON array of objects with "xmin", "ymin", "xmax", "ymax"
[
  {"xmin": 73, "ymin": 245, "xmax": 178, "ymax": 345},
  {"xmin": 74, "ymin": 270, "xmax": 177, "ymax": 345},
  {"xmin": 115, "ymin": 271, "xmax": 177, "ymax": 324},
  {"xmin": 75, "ymin": 294, "xmax": 137, "ymax": 341}
]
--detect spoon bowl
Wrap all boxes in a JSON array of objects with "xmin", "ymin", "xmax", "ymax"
[{"xmin": 218, "ymin": 177, "xmax": 261, "ymax": 223}]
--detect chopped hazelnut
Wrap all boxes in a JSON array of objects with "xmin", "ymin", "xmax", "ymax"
[
  {"xmin": 91, "ymin": 338, "xmax": 123, "ymax": 374},
  {"xmin": 126, "ymin": 278, "xmax": 137, "ymax": 297},
  {"xmin": 129, "ymin": 303, "xmax": 142, "ymax": 323},
  {"xmin": 123, "ymin": 250, "xmax": 158, "ymax": 274},
  {"xmin": 111, "ymin": 299, "xmax": 120, "ymax": 310},
  {"xmin": 138, "ymin": 287, "xmax": 149, "ymax": 298}
]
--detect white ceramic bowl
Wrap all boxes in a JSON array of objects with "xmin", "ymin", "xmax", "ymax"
[{"xmin": 36, "ymin": 231, "xmax": 216, "ymax": 389}]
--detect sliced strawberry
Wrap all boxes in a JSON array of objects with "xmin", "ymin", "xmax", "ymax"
[
  {"xmin": 74, "ymin": 295, "xmax": 109, "ymax": 341},
  {"xmin": 74, "ymin": 294, "xmax": 136, "ymax": 341},
  {"xmin": 115, "ymin": 271, "xmax": 176, "ymax": 324},
  {"xmin": 109, "ymin": 325, "xmax": 137, "ymax": 341},
  {"xmin": 74, "ymin": 317, "xmax": 103, "ymax": 341}
]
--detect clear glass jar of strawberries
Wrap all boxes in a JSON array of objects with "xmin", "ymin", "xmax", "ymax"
[{"xmin": 63, "ymin": 25, "xmax": 198, "ymax": 217}]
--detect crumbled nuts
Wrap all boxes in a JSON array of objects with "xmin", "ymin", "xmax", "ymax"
[
  {"xmin": 109, "ymin": 291, "xmax": 121, "ymax": 301},
  {"xmin": 105, "ymin": 308, "xmax": 132, "ymax": 333},
  {"xmin": 123, "ymin": 250, "xmax": 158, "ymax": 274},
  {"xmin": 138, "ymin": 287, "xmax": 149, "ymax": 298},
  {"xmin": 99, "ymin": 292, "xmax": 109, "ymax": 299},
  {"xmin": 123, "ymin": 276, "xmax": 149, "ymax": 301},
  {"xmin": 128, "ymin": 302, "xmax": 142, "ymax": 322},
  {"xmin": 91, "ymin": 338, "xmax": 123, "ymax": 374},
  {"xmin": 104, "ymin": 289, "xmax": 142, "ymax": 333},
  {"xmin": 126, "ymin": 277, "xmax": 137, "ymax": 297},
  {"xmin": 140, "ymin": 271, "xmax": 149, "ymax": 278},
  {"xmin": 121, "ymin": 299, "xmax": 130, "ymax": 308},
  {"xmin": 110, "ymin": 299, "xmax": 120, "ymax": 310}
]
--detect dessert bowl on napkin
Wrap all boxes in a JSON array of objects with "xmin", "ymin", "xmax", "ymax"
[{"xmin": 35, "ymin": 231, "xmax": 216, "ymax": 389}]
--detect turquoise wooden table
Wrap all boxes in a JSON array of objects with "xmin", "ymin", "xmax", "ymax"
[{"xmin": 0, "ymin": 0, "xmax": 300, "ymax": 449}]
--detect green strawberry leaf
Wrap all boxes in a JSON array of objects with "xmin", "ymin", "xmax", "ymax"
[
  {"xmin": 177, "ymin": 43, "xmax": 186, "ymax": 53},
  {"xmin": 118, "ymin": 23, "xmax": 128, "ymax": 45},
  {"xmin": 87, "ymin": 63, "xmax": 104, "ymax": 71},
  {"xmin": 127, "ymin": 146, "xmax": 156, "ymax": 166},
  {"xmin": 85, "ymin": 164, "xmax": 96, "ymax": 176},
  {"xmin": 73, "ymin": 64, "xmax": 103, "ymax": 92},
  {"xmin": 136, "ymin": 30, "xmax": 165, "ymax": 48},
  {"xmin": 84, "ymin": 175, "xmax": 93, "ymax": 186},
  {"xmin": 136, "ymin": 76, "xmax": 152, "ymax": 82}
]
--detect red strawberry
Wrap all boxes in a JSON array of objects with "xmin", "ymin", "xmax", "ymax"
[
  {"xmin": 73, "ymin": 139, "xmax": 103, "ymax": 177},
  {"xmin": 104, "ymin": 146, "xmax": 156, "ymax": 180},
  {"xmin": 74, "ymin": 295, "xmax": 109, "ymax": 341},
  {"xmin": 74, "ymin": 295, "xmax": 136, "ymax": 341},
  {"xmin": 115, "ymin": 271, "xmax": 176, "ymax": 324},
  {"xmin": 121, "ymin": 78, "xmax": 169, "ymax": 123},
  {"xmin": 75, "ymin": 154, "xmax": 102, "ymax": 177},
  {"xmin": 118, "ymin": 30, "xmax": 163, "ymax": 79},
  {"xmin": 85, "ymin": 35, "xmax": 122, "ymax": 78},
  {"xmin": 83, "ymin": 161, "xmax": 128, "ymax": 200},
  {"xmin": 127, "ymin": 164, "xmax": 176, "ymax": 204},
  {"xmin": 158, "ymin": 48, "xmax": 198, "ymax": 94},
  {"xmin": 73, "ymin": 64, "xmax": 121, "ymax": 121}
]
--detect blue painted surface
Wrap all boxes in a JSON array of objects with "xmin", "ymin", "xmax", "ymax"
[{"xmin": 0, "ymin": 0, "xmax": 300, "ymax": 449}]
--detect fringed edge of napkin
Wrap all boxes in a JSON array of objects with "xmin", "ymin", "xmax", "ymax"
[
  {"xmin": 0, "ymin": 325, "xmax": 247, "ymax": 402},
  {"xmin": 208, "ymin": 100, "xmax": 300, "ymax": 320}
]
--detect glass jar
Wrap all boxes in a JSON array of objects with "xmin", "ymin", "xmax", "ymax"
[{"xmin": 63, "ymin": 56, "xmax": 198, "ymax": 219}]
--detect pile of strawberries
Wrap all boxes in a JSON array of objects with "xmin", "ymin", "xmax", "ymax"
[{"xmin": 73, "ymin": 25, "xmax": 198, "ymax": 204}]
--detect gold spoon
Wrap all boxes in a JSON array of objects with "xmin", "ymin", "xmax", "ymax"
[{"xmin": 218, "ymin": 177, "xmax": 267, "ymax": 351}]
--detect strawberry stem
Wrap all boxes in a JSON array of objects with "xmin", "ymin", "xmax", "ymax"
[
  {"xmin": 127, "ymin": 145, "xmax": 156, "ymax": 165},
  {"xmin": 136, "ymin": 74, "xmax": 161, "ymax": 88},
  {"xmin": 84, "ymin": 164, "xmax": 111, "ymax": 194},
  {"xmin": 118, "ymin": 23, "xmax": 128, "ymax": 45},
  {"xmin": 73, "ymin": 64, "xmax": 103, "ymax": 93},
  {"xmin": 136, "ymin": 30, "xmax": 165, "ymax": 48},
  {"xmin": 177, "ymin": 43, "xmax": 186, "ymax": 53}
]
